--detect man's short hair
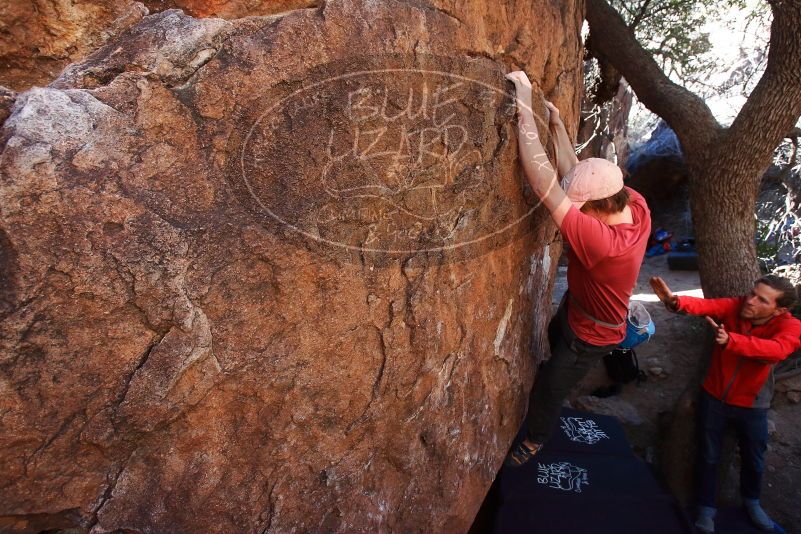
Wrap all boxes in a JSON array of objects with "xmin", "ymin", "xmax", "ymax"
[
  {"xmin": 755, "ymin": 275, "xmax": 798, "ymax": 309},
  {"xmin": 580, "ymin": 187, "xmax": 630, "ymax": 215}
]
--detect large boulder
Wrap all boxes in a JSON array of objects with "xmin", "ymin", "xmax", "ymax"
[
  {"xmin": 624, "ymin": 121, "xmax": 688, "ymax": 209},
  {"xmin": 0, "ymin": 1, "xmax": 583, "ymax": 532}
]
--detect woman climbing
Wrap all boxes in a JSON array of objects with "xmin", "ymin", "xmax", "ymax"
[{"xmin": 503, "ymin": 71, "xmax": 651, "ymax": 466}]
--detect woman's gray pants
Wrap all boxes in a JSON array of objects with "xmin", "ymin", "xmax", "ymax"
[{"xmin": 525, "ymin": 299, "xmax": 618, "ymax": 444}]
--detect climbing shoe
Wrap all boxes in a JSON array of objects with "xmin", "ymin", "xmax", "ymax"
[{"xmin": 503, "ymin": 441, "xmax": 540, "ymax": 468}]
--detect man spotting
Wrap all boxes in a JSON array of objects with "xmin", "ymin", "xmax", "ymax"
[
  {"xmin": 650, "ymin": 275, "xmax": 801, "ymax": 533},
  {"xmin": 504, "ymin": 71, "xmax": 651, "ymax": 466}
]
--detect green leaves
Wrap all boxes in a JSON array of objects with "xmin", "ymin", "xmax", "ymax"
[{"xmin": 609, "ymin": 0, "xmax": 749, "ymax": 84}]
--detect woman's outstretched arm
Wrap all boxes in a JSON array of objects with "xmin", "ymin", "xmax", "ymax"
[
  {"xmin": 505, "ymin": 71, "xmax": 572, "ymax": 226},
  {"xmin": 545, "ymin": 101, "xmax": 579, "ymax": 177}
]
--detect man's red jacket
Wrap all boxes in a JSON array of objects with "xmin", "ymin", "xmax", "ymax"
[{"xmin": 676, "ymin": 295, "xmax": 801, "ymax": 408}]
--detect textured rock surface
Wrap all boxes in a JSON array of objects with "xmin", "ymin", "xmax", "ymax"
[
  {"xmin": 0, "ymin": 1, "xmax": 319, "ymax": 92},
  {"xmin": 575, "ymin": 395, "xmax": 645, "ymax": 425},
  {"xmin": 0, "ymin": 1, "xmax": 149, "ymax": 91},
  {"xmin": 0, "ymin": 86, "xmax": 15, "ymax": 125},
  {"xmin": 142, "ymin": 0, "xmax": 322, "ymax": 18},
  {"xmin": 0, "ymin": 1, "xmax": 583, "ymax": 532},
  {"xmin": 626, "ymin": 156, "xmax": 688, "ymax": 210}
]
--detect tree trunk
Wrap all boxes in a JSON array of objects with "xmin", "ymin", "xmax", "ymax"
[{"xmin": 687, "ymin": 160, "xmax": 763, "ymax": 297}]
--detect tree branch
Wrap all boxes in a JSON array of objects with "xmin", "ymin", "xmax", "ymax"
[
  {"xmin": 618, "ymin": 1, "xmax": 639, "ymax": 20},
  {"xmin": 585, "ymin": 0, "xmax": 721, "ymax": 154},
  {"xmin": 718, "ymin": 0, "xmax": 801, "ymax": 181},
  {"xmin": 629, "ymin": 0, "xmax": 653, "ymax": 29}
]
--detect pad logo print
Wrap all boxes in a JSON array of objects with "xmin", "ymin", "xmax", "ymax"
[
  {"xmin": 537, "ymin": 462, "xmax": 589, "ymax": 493},
  {"xmin": 560, "ymin": 416, "xmax": 609, "ymax": 445}
]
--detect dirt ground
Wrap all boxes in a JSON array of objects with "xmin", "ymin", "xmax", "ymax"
[{"xmin": 551, "ymin": 198, "xmax": 801, "ymax": 532}]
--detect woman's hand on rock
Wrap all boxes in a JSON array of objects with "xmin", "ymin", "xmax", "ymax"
[
  {"xmin": 505, "ymin": 70, "xmax": 533, "ymax": 115},
  {"xmin": 544, "ymin": 100, "xmax": 562, "ymax": 127}
]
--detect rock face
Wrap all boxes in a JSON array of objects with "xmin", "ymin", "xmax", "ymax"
[
  {"xmin": 0, "ymin": 1, "xmax": 149, "ymax": 91},
  {"xmin": 624, "ymin": 122, "xmax": 687, "ymax": 209},
  {"xmin": 577, "ymin": 73, "xmax": 632, "ymax": 167},
  {"xmin": 575, "ymin": 396, "xmax": 645, "ymax": 425},
  {"xmin": 0, "ymin": 2, "xmax": 583, "ymax": 532},
  {"xmin": 0, "ymin": 1, "xmax": 319, "ymax": 92},
  {"xmin": 141, "ymin": 0, "xmax": 322, "ymax": 18}
]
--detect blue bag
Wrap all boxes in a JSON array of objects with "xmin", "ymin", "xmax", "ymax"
[{"xmin": 618, "ymin": 301, "xmax": 655, "ymax": 349}]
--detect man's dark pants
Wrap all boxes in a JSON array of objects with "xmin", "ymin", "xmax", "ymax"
[
  {"xmin": 697, "ymin": 389, "xmax": 768, "ymax": 507},
  {"xmin": 525, "ymin": 299, "xmax": 617, "ymax": 444}
]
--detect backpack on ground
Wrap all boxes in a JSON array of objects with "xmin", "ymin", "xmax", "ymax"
[{"xmin": 603, "ymin": 348, "xmax": 646, "ymax": 384}]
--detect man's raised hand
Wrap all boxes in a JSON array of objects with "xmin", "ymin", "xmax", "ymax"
[{"xmin": 649, "ymin": 276, "xmax": 679, "ymax": 311}]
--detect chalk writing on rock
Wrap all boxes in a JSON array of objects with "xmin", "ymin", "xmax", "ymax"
[{"xmin": 238, "ymin": 55, "xmax": 537, "ymax": 261}]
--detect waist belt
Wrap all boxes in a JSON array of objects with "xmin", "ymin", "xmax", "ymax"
[{"xmin": 567, "ymin": 292, "xmax": 626, "ymax": 329}]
